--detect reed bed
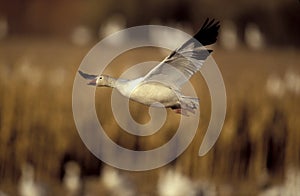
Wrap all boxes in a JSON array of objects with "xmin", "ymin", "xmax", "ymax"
[{"xmin": 0, "ymin": 38, "xmax": 299, "ymax": 195}]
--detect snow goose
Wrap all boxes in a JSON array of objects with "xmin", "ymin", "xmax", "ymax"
[
  {"xmin": 101, "ymin": 167, "xmax": 135, "ymax": 196},
  {"xmin": 79, "ymin": 19, "xmax": 220, "ymax": 115},
  {"xmin": 19, "ymin": 163, "xmax": 47, "ymax": 196},
  {"xmin": 157, "ymin": 169, "xmax": 217, "ymax": 196},
  {"xmin": 62, "ymin": 161, "xmax": 82, "ymax": 196}
]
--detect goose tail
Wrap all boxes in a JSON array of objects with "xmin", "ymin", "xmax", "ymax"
[{"xmin": 171, "ymin": 96, "xmax": 199, "ymax": 116}]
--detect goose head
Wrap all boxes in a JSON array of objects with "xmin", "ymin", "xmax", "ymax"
[{"xmin": 88, "ymin": 75, "xmax": 116, "ymax": 87}]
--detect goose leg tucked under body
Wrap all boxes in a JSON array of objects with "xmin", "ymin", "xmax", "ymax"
[
  {"xmin": 79, "ymin": 18, "xmax": 220, "ymax": 116},
  {"xmin": 118, "ymin": 81, "xmax": 199, "ymax": 116}
]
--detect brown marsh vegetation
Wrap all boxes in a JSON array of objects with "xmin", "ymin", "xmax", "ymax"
[{"xmin": 0, "ymin": 38, "xmax": 299, "ymax": 195}]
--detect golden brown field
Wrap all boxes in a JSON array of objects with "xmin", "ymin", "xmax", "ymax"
[{"xmin": 0, "ymin": 37, "xmax": 300, "ymax": 195}]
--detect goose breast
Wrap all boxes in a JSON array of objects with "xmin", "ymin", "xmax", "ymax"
[{"xmin": 129, "ymin": 82, "xmax": 179, "ymax": 106}]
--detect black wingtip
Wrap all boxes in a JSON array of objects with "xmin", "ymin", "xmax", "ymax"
[
  {"xmin": 78, "ymin": 70, "xmax": 84, "ymax": 77},
  {"xmin": 78, "ymin": 70, "xmax": 88, "ymax": 79},
  {"xmin": 194, "ymin": 18, "xmax": 220, "ymax": 46},
  {"xmin": 78, "ymin": 70, "xmax": 98, "ymax": 80},
  {"xmin": 78, "ymin": 70, "xmax": 83, "ymax": 75}
]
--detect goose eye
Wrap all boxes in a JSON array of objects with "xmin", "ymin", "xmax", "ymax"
[{"xmin": 99, "ymin": 76, "xmax": 102, "ymax": 79}]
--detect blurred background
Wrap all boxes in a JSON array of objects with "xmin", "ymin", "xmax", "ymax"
[{"xmin": 0, "ymin": 0, "xmax": 300, "ymax": 195}]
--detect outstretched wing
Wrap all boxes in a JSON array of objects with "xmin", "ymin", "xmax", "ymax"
[
  {"xmin": 142, "ymin": 19, "xmax": 220, "ymax": 89},
  {"xmin": 78, "ymin": 70, "xmax": 98, "ymax": 80}
]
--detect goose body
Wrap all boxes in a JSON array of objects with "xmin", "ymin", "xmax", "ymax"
[
  {"xmin": 79, "ymin": 19, "xmax": 220, "ymax": 115},
  {"xmin": 126, "ymin": 82, "xmax": 179, "ymax": 107}
]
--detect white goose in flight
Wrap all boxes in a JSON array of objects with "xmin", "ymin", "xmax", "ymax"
[{"xmin": 79, "ymin": 19, "xmax": 220, "ymax": 116}]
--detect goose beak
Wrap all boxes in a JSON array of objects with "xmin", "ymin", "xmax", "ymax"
[{"xmin": 88, "ymin": 78, "xmax": 97, "ymax": 86}]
